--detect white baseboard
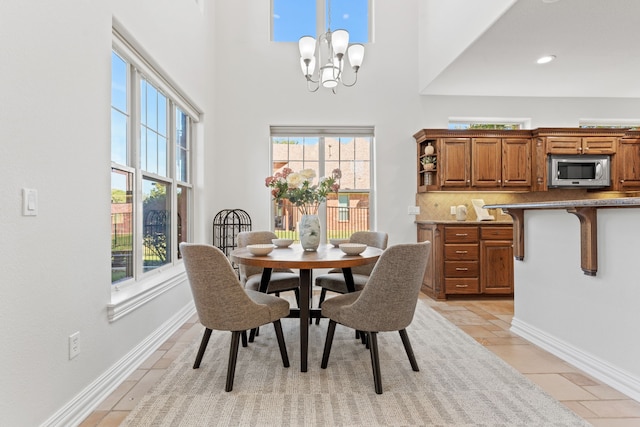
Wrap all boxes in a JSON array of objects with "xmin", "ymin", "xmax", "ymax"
[
  {"xmin": 511, "ymin": 317, "xmax": 640, "ymax": 402},
  {"xmin": 42, "ymin": 301, "xmax": 196, "ymax": 427}
]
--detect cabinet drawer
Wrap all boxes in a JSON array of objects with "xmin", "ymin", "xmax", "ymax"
[
  {"xmin": 445, "ymin": 278, "xmax": 480, "ymax": 294},
  {"xmin": 480, "ymin": 227, "xmax": 513, "ymax": 240},
  {"xmin": 444, "ymin": 244, "xmax": 478, "ymax": 260},
  {"xmin": 444, "ymin": 226, "xmax": 479, "ymax": 243},
  {"xmin": 444, "ymin": 261, "xmax": 478, "ymax": 277}
]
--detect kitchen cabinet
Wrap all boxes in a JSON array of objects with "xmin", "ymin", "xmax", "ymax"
[
  {"xmin": 441, "ymin": 138, "xmax": 470, "ymax": 188},
  {"xmin": 546, "ymin": 136, "xmax": 616, "ymax": 155},
  {"xmin": 417, "ymin": 222, "xmax": 514, "ymax": 299},
  {"xmin": 614, "ymin": 137, "xmax": 640, "ymax": 191},
  {"xmin": 472, "ymin": 137, "xmax": 531, "ymax": 189},
  {"xmin": 480, "ymin": 227, "xmax": 514, "ymax": 294}
]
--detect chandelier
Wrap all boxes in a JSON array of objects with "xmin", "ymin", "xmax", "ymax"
[{"xmin": 297, "ymin": 2, "xmax": 365, "ymax": 93}]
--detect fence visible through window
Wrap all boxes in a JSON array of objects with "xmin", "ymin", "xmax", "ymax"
[{"xmin": 274, "ymin": 199, "xmax": 369, "ymax": 241}]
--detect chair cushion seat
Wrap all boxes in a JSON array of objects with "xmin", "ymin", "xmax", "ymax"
[
  {"xmin": 246, "ymin": 290, "xmax": 290, "ymax": 322},
  {"xmin": 315, "ymin": 273, "xmax": 368, "ymax": 293},
  {"xmin": 245, "ymin": 271, "xmax": 299, "ymax": 293}
]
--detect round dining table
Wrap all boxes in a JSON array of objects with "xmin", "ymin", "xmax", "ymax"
[{"xmin": 231, "ymin": 243, "xmax": 383, "ymax": 372}]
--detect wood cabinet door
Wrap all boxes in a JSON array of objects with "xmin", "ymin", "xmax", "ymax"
[
  {"xmin": 502, "ymin": 138, "xmax": 532, "ymax": 187},
  {"xmin": 615, "ymin": 138, "xmax": 640, "ymax": 190},
  {"xmin": 546, "ymin": 136, "xmax": 582, "ymax": 154},
  {"xmin": 472, "ymin": 138, "xmax": 501, "ymax": 187},
  {"xmin": 582, "ymin": 137, "xmax": 616, "ymax": 154},
  {"xmin": 440, "ymin": 138, "xmax": 470, "ymax": 188},
  {"xmin": 480, "ymin": 240, "xmax": 514, "ymax": 294}
]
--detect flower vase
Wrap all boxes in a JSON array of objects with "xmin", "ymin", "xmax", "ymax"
[{"xmin": 299, "ymin": 214, "xmax": 321, "ymax": 251}]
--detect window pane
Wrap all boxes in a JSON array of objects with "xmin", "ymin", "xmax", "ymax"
[
  {"xmin": 111, "ymin": 110, "xmax": 128, "ymax": 165},
  {"xmin": 176, "ymin": 109, "xmax": 189, "ymax": 182},
  {"xmin": 111, "ymin": 52, "xmax": 127, "ymax": 113},
  {"xmin": 111, "ymin": 169, "xmax": 133, "ymax": 284},
  {"xmin": 158, "ymin": 94, "xmax": 167, "ymax": 137},
  {"xmin": 145, "ymin": 82, "xmax": 158, "ymax": 129},
  {"xmin": 158, "ymin": 135, "xmax": 167, "ymax": 177},
  {"xmin": 273, "ymin": 0, "xmax": 316, "ymax": 41},
  {"xmin": 328, "ymin": 0, "xmax": 368, "ymax": 42},
  {"xmin": 142, "ymin": 178, "xmax": 171, "ymax": 271},
  {"xmin": 145, "ymin": 129, "xmax": 158, "ymax": 174},
  {"xmin": 177, "ymin": 185, "xmax": 189, "ymax": 259}
]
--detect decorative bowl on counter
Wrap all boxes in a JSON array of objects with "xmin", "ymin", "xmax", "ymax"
[
  {"xmin": 247, "ymin": 244, "xmax": 274, "ymax": 256},
  {"xmin": 272, "ymin": 238, "xmax": 294, "ymax": 248},
  {"xmin": 339, "ymin": 243, "xmax": 367, "ymax": 255},
  {"xmin": 330, "ymin": 238, "xmax": 349, "ymax": 247}
]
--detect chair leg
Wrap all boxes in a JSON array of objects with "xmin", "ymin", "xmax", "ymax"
[
  {"xmin": 399, "ymin": 329, "xmax": 420, "ymax": 372},
  {"xmin": 315, "ymin": 288, "xmax": 327, "ymax": 325},
  {"xmin": 320, "ymin": 319, "xmax": 337, "ymax": 369},
  {"xmin": 225, "ymin": 331, "xmax": 242, "ymax": 392},
  {"xmin": 294, "ymin": 288, "xmax": 300, "ymax": 308},
  {"xmin": 273, "ymin": 320, "xmax": 290, "ymax": 368},
  {"xmin": 368, "ymin": 331, "xmax": 383, "ymax": 394},
  {"xmin": 249, "ymin": 327, "xmax": 260, "ymax": 342},
  {"xmin": 193, "ymin": 328, "xmax": 212, "ymax": 369},
  {"xmin": 241, "ymin": 330, "xmax": 248, "ymax": 347}
]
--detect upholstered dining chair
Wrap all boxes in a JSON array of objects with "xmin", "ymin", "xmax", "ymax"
[
  {"xmin": 320, "ymin": 241, "xmax": 431, "ymax": 394},
  {"xmin": 314, "ymin": 231, "xmax": 388, "ymax": 324},
  {"xmin": 237, "ymin": 231, "xmax": 300, "ymax": 306},
  {"xmin": 180, "ymin": 242, "xmax": 290, "ymax": 392}
]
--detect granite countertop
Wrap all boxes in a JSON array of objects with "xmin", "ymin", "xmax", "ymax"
[
  {"xmin": 415, "ymin": 220, "xmax": 512, "ymax": 225},
  {"xmin": 484, "ymin": 197, "xmax": 640, "ymax": 210}
]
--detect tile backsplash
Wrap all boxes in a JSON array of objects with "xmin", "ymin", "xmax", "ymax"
[{"xmin": 416, "ymin": 190, "xmax": 633, "ymax": 222}]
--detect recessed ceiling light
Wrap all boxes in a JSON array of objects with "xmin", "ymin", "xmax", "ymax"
[
  {"xmin": 537, "ymin": 55, "xmax": 556, "ymax": 64},
  {"xmin": 542, "ymin": 0, "xmax": 560, "ymax": 3}
]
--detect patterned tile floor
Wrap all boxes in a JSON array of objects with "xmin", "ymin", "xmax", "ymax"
[{"xmin": 80, "ymin": 295, "xmax": 640, "ymax": 426}]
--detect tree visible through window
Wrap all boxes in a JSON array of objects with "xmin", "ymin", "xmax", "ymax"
[{"xmin": 111, "ymin": 33, "xmax": 195, "ymax": 288}]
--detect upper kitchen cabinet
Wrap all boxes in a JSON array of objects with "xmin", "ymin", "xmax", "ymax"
[
  {"xmin": 472, "ymin": 137, "xmax": 531, "ymax": 189},
  {"xmin": 546, "ymin": 135, "xmax": 616, "ymax": 155},
  {"xmin": 413, "ymin": 129, "xmax": 532, "ymax": 192},
  {"xmin": 614, "ymin": 132, "xmax": 640, "ymax": 191}
]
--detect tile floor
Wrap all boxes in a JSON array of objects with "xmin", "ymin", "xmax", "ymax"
[{"xmin": 80, "ymin": 295, "xmax": 640, "ymax": 426}]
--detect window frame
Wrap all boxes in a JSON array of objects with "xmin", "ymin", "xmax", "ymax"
[
  {"xmin": 271, "ymin": 0, "xmax": 373, "ymax": 43},
  {"xmin": 109, "ymin": 29, "xmax": 199, "ymax": 321},
  {"xmin": 448, "ymin": 117, "xmax": 531, "ymax": 130},
  {"xmin": 269, "ymin": 126, "xmax": 374, "ymax": 241}
]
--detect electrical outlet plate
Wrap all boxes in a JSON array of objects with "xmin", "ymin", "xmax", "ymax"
[
  {"xmin": 407, "ymin": 206, "xmax": 420, "ymax": 215},
  {"xmin": 450, "ymin": 206, "xmax": 456, "ymax": 215},
  {"xmin": 69, "ymin": 332, "xmax": 80, "ymax": 359}
]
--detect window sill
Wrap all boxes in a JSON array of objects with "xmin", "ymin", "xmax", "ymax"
[{"xmin": 108, "ymin": 264, "xmax": 187, "ymax": 322}]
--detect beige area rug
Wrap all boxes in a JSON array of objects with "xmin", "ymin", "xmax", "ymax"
[{"xmin": 122, "ymin": 301, "xmax": 590, "ymax": 426}]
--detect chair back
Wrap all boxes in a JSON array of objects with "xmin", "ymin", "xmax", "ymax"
[
  {"xmin": 236, "ymin": 231, "xmax": 279, "ymax": 283},
  {"xmin": 342, "ymin": 241, "xmax": 431, "ymax": 332},
  {"xmin": 180, "ymin": 243, "xmax": 272, "ymax": 331},
  {"xmin": 349, "ymin": 231, "xmax": 389, "ymax": 276}
]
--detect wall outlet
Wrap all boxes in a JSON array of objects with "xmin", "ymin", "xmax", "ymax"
[
  {"xmin": 408, "ymin": 206, "xmax": 420, "ymax": 215},
  {"xmin": 450, "ymin": 206, "xmax": 456, "ymax": 215},
  {"xmin": 69, "ymin": 332, "xmax": 80, "ymax": 359}
]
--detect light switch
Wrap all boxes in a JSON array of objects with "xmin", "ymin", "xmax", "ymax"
[{"xmin": 22, "ymin": 188, "xmax": 38, "ymax": 216}]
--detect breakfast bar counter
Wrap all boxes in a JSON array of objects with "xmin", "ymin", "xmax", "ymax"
[{"xmin": 484, "ymin": 197, "xmax": 640, "ymax": 275}]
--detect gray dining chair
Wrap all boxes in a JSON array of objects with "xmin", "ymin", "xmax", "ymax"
[
  {"xmin": 237, "ymin": 231, "xmax": 300, "ymax": 306},
  {"xmin": 180, "ymin": 242, "xmax": 290, "ymax": 392},
  {"xmin": 314, "ymin": 231, "xmax": 388, "ymax": 324},
  {"xmin": 320, "ymin": 241, "xmax": 431, "ymax": 394}
]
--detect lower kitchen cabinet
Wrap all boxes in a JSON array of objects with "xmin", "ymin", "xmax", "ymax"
[{"xmin": 417, "ymin": 222, "xmax": 514, "ymax": 299}]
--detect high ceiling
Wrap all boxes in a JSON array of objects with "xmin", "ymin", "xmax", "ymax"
[{"xmin": 419, "ymin": 0, "xmax": 640, "ymax": 98}]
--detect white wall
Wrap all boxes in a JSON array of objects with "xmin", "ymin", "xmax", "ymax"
[
  {"xmin": 511, "ymin": 209, "xmax": 640, "ymax": 400},
  {"xmin": 0, "ymin": 1, "xmax": 211, "ymax": 425},
  {"xmin": 2, "ymin": 0, "xmax": 640, "ymax": 424}
]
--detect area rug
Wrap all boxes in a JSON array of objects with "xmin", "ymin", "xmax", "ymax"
[{"xmin": 122, "ymin": 301, "xmax": 590, "ymax": 426}]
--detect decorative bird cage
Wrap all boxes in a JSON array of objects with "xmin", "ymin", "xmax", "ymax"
[{"xmin": 212, "ymin": 209, "xmax": 252, "ymax": 273}]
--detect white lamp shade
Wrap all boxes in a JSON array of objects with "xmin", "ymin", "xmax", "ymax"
[
  {"xmin": 331, "ymin": 29, "xmax": 349, "ymax": 56},
  {"xmin": 298, "ymin": 36, "xmax": 316, "ymax": 60},
  {"xmin": 299, "ymin": 56, "xmax": 316, "ymax": 76},
  {"xmin": 348, "ymin": 44, "xmax": 365, "ymax": 68},
  {"xmin": 321, "ymin": 63, "xmax": 340, "ymax": 88}
]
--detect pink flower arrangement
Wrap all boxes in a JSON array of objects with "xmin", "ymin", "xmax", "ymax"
[{"xmin": 265, "ymin": 167, "xmax": 341, "ymax": 215}]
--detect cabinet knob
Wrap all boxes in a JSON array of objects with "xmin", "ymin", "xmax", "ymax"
[
  {"xmin": 584, "ymin": 146, "xmax": 589, "ymax": 151},
  {"xmin": 620, "ymin": 179, "xmax": 625, "ymax": 183}
]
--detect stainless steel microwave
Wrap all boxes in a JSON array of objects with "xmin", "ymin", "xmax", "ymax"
[{"xmin": 547, "ymin": 155, "xmax": 611, "ymax": 188}]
